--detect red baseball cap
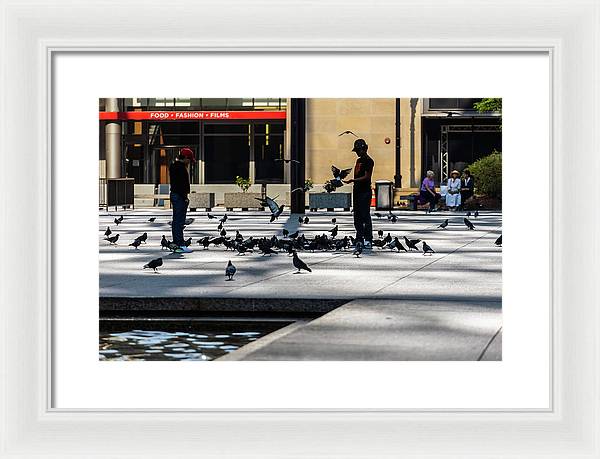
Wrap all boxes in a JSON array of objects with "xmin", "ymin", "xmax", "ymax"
[{"xmin": 179, "ymin": 147, "xmax": 196, "ymax": 163}]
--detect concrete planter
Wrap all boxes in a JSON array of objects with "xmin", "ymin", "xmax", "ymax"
[
  {"xmin": 309, "ymin": 192, "xmax": 352, "ymax": 211},
  {"xmin": 188, "ymin": 192, "xmax": 215, "ymax": 211},
  {"xmin": 223, "ymin": 192, "xmax": 263, "ymax": 211}
]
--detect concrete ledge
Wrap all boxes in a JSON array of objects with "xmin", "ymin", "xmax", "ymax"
[{"xmin": 99, "ymin": 297, "xmax": 347, "ymax": 315}]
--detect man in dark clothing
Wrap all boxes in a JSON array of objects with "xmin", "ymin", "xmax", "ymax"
[
  {"xmin": 169, "ymin": 147, "xmax": 194, "ymax": 253},
  {"xmin": 344, "ymin": 138, "xmax": 374, "ymax": 248}
]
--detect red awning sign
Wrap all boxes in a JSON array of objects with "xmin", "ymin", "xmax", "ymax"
[{"xmin": 99, "ymin": 111, "xmax": 286, "ymax": 121}]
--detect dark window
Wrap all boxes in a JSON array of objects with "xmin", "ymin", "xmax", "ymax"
[
  {"xmin": 429, "ymin": 98, "xmax": 483, "ymax": 110},
  {"xmin": 203, "ymin": 124, "xmax": 250, "ymax": 183}
]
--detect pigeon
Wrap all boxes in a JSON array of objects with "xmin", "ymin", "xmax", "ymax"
[
  {"xmin": 422, "ymin": 241, "xmax": 435, "ymax": 255},
  {"xmin": 274, "ymin": 158, "xmax": 301, "ymax": 164},
  {"xmin": 207, "ymin": 213, "xmax": 217, "ymax": 219},
  {"xmin": 256, "ymin": 195, "xmax": 283, "ymax": 216},
  {"xmin": 198, "ymin": 236, "xmax": 210, "ymax": 249},
  {"xmin": 377, "ymin": 229, "xmax": 384, "ymax": 238},
  {"xmin": 104, "ymin": 226, "xmax": 111, "ymax": 237},
  {"xmin": 104, "ymin": 234, "xmax": 119, "ymax": 244},
  {"xmin": 235, "ymin": 230, "xmax": 244, "ymax": 242},
  {"xmin": 393, "ymin": 238, "xmax": 407, "ymax": 252},
  {"xmin": 220, "ymin": 228, "xmax": 227, "ymax": 237},
  {"xmin": 292, "ymin": 251, "xmax": 312, "ymax": 273},
  {"xmin": 383, "ymin": 233, "xmax": 392, "ymax": 244},
  {"xmin": 129, "ymin": 239, "xmax": 142, "ymax": 249},
  {"xmin": 143, "ymin": 257, "xmax": 163, "ymax": 273},
  {"xmin": 225, "ymin": 260, "xmax": 236, "ymax": 280},
  {"xmin": 353, "ymin": 241, "xmax": 363, "ymax": 257},
  {"xmin": 148, "ymin": 217, "xmax": 156, "ymax": 223},
  {"xmin": 183, "ymin": 237, "xmax": 192, "ymax": 247},
  {"xmin": 474, "ymin": 210, "xmax": 479, "ymax": 218},
  {"xmin": 288, "ymin": 231, "xmax": 299, "ymax": 239},
  {"xmin": 114, "ymin": 216, "xmax": 123, "ymax": 225},
  {"xmin": 324, "ymin": 165, "xmax": 352, "ymax": 192},
  {"xmin": 298, "ymin": 216, "xmax": 303, "ymax": 223},
  {"xmin": 332, "ymin": 218, "xmax": 337, "ymax": 224},
  {"xmin": 390, "ymin": 215, "xmax": 397, "ymax": 223},
  {"xmin": 217, "ymin": 222, "xmax": 223, "ymax": 230},
  {"xmin": 438, "ymin": 219, "xmax": 449, "ymax": 229},
  {"xmin": 464, "ymin": 218, "xmax": 475, "ymax": 230},
  {"xmin": 466, "ymin": 211, "xmax": 471, "ymax": 217},
  {"xmin": 209, "ymin": 236, "xmax": 225, "ymax": 246},
  {"xmin": 404, "ymin": 236, "xmax": 421, "ymax": 251},
  {"xmin": 303, "ymin": 216, "xmax": 309, "ymax": 224},
  {"xmin": 338, "ymin": 130, "xmax": 358, "ymax": 137},
  {"xmin": 160, "ymin": 235, "xmax": 170, "ymax": 250},
  {"xmin": 220, "ymin": 214, "xmax": 228, "ymax": 224},
  {"xmin": 236, "ymin": 245, "xmax": 252, "ymax": 255},
  {"xmin": 135, "ymin": 232, "xmax": 148, "ymax": 244},
  {"xmin": 374, "ymin": 213, "xmax": 383, "ymax": 219},
  {"xmin": 282, "ymin": 229, "xmax": 289, "ymax": 237},
  {"xmin": 260, "ymin": 246, "xmax": 278, "ymax": 256},
  {"xmin": 329, "ymin": 225, "xmax": 339, "ymax": 238},
  {"xmin": 495, "ymin": 235, "xmax": 502, "ymax": 246}
]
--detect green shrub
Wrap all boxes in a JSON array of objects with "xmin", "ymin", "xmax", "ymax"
[
  {"xmin": 234, "ymin": 176, "xmax": 251, "ymax": 193},
  {"xmin": 304, "ymin": 178, "xmax": 314, "ymax": 191},
  {"xmin": 468, "ymin": 151, "xmax": 502, "ymax": 198}
]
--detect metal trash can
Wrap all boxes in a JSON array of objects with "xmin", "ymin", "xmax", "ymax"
[{"xmin": 375, "ymin": 180, "xmax": 394, "ymax": 210}]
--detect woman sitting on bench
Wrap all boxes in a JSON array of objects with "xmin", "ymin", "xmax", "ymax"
[{"xmin": 420, "ymin": 170, "xmax": 440, "ymax": 212}]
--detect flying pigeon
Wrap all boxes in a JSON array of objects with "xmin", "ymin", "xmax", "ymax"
[
  {"xmin": 129, "ymin": 239, "xmax": 142, "ymax": 249},
  {"xmin": 324, "ymin": 165, "xmax": 353, "ymax": 192},
  {"xmin": 353, "ymin": 241, "xmax": 363, "ymax": 257},
  {"xmin": 422, "ymin": 241, "xmax": 435, "ymax": 255},
  {"xmin": 274, "ymin": 158, "xmax": 301, "ymax": 164},
  {"xmin": 148, "ymin": 217, "xmax": 156, "ymax": 223},
  {"xmin": 143, "ymin": 257, "xmax": 163, "ymax": 273},
  {"xmin": 464, "ymin": 218, "xmax": 475, "ymax": 230},
  {"xmin": 104, "ymin": 226, "xmax": 111, "ymax": 237},
  {"xmin": 438, "ymin": 219, "xmax": 449, "ymax": 229},
  {"xmin": 495, "ymin": 235, "xmax": 502, "ymax": 246},
  {"xmin": 225, "ymin": 260, "xmax": 236, "ymax": 280},
  {"xmin": 104, "ymin": 234, "xmax": 119, "ymax": 245},
  {"xmin": 338, "ymin": 130, "xmax": 358, "ymax": 137},
  {"xmin": 292, "ymin": 251, "xmax": 312, "ymax": 273}
]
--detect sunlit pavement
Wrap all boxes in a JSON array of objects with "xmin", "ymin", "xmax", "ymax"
[{"xmin": 99, "ymin": 207, "xmax": 502, "ymax": 360}]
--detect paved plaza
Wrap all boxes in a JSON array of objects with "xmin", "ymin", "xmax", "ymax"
[{"xmin": 99, "ymin": 208, "xmax": 502, "ymax": 360}]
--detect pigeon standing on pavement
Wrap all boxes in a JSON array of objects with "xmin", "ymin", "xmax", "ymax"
[
  {"xmin": 135, "ymin": 232, "xmax": 148, "ymax": 244},
  {"xmin": 404, "ymin": 236, "xmax": 421, "ymax": 251},
  {"xmin": 422, "ymin": 241, "xmax": 435, "ymax": 255},
  {"xmin": 466, "ymin": 211, "xmax": 471, "ymax": 217},
  {"xmin": 331, "ymin": 217, "xmax": 337, "ymax": 224},
  {"xmin": 474, "ymin": 210, "xmax": 479, "ymax": 218},
  {"xmin": 292, "ymin": 251, "xmax": 312, "ymax": 273},
  {"xmin": 225, "ymin": 260, "xmax": 236, "ymax": 280},
  {"xmin": 220, "ymin": 214, "xmax": 228, "ymax": 224},
  {"xmin": 114, "ymin": 215, "xmax": 123, "ymax": 226},
  {"xmin": 329, "ymin": 225, "xmax": 339, "ymax": 238},
  {"xmin": 393, "ymin": 238, "xmax": 407, "ymax": 252},
  {"xmin": 303, "ymin": 216, "xmax": 309, "ymax": 224},
  {"xmin": 105, "ymin": 234, "xmax": 119, "ymax": 245},
  {"xmin": 438, "ymin": 219, "xmax": 449, "ymax": 229},
  {"xmin": 143, "ymin": 257, "xmax": 163, "ymax": 273},
  {"xmin": 282, "ymin": 229, "xmax": 289, "ymax": 237},
  {"xmin": 207, "ymin": 213, "xmax": 217, "ymax": 220},
  {"xmin": 495, "ymin": 235, "xmax": 502, "ymax": 246},
  {"xmin": 353, "ymin": 241, "xmax": 363, "ymax": 257},
  {"xmin": 197, "ymin": 236, "xmax": 210, "ymax": 249},
  {"xmin": 220, "ymin": 228, "xmax": 227, "ymax": 237},
  {"xmin": 160, "ymin": 235, "xmax": 170, "ymax": 250},
  {"xmin": 464, "ymin": 217, "xmax": 475, "ymax": 230},
  {"xmin": 104, "ymin": 226, "xmax": 111, "ymax": 237},
  {"xmin": 148, "ymin": 217, "xmax": 156, "ymax": 223},
  {"xmin": 183, "ymin": 237, "xmax": 192, "ymax": 247},
  {"xmin": 129, "ymin": 239, "xmax": 142, "ymax": 249}
]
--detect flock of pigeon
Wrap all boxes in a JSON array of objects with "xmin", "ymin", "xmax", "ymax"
[{"xmin": 102, "ymin": 206, "xmax": 501, "ymax": 281}]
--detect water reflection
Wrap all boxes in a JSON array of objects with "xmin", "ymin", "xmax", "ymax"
[{"xmin": 99, "ymin": 319, "xmax": 289, "ymax": 361}]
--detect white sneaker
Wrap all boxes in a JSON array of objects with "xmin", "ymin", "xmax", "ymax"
[{"xmin": 179, "ymin": 246, "xmax": 193, "ymax": 253}]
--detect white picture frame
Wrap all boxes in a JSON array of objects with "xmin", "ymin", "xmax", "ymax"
[{"xmin": 1, "ymin": 0, "xmax": 598, "ymax": 457}]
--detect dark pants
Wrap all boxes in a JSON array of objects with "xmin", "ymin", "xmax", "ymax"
[
  {"xmin": 353, "ymin": 190, "xmax": 373, "ymax": 243},
  {"xmin": 170, "ymin": 192, "xmax": 188, "ymax": 246},
  {"xmin": 420, "ymin": 189, "xmax": 440, "ymax": 211}
]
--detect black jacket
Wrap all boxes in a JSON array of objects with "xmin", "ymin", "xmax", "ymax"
[{"xmin": 169, "ymin": 161, "xmax": 190, "ymax": 197}]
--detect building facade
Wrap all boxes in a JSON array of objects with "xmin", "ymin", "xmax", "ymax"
[{"xmin": 99, "ymin": 98, "xmax": 501, "ymax": 201}]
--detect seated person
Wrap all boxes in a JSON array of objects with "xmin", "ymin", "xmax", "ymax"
[{"xmin": 419, "ymin": 170, "xmax": 440, "ymax": 212}]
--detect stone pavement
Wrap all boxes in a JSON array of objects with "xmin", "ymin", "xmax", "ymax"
[{"xmin": 99, "ymin": 207, "xmax": 502, "ymax": 360}]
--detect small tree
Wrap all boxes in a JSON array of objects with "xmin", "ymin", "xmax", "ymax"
[
  {"xmin": 304, "ymin": 178, "xmax": 314, "ymax": 192},
  {"xmin": 474, "ymin": 98, "xmax": 502, "ymax": 113},
  {"xmin": 234, "ymin": 176, "xmax": 251, "ymax": 193},
  {"xmin": 468, "ymin": 151, "xmax": 502, "ymax": 198}
]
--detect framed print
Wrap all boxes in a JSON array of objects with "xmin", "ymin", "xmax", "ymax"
[{"xmin": 1, "ymin": 0, "xmax": 599, "ymax": 457}]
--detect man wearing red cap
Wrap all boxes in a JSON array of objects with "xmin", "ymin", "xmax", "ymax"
[{"xmin": 169, "ymin": 147, "xmax": 195, "ymax": 253}]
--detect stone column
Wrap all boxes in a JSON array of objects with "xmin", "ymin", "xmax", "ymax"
[
  {"xmin": 289, "ymin": 98, "xmax": 306, "ymax": 214},
  {"xmin": 105, "ymin": 98, "xmax": 122, "ymax": 179}
]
